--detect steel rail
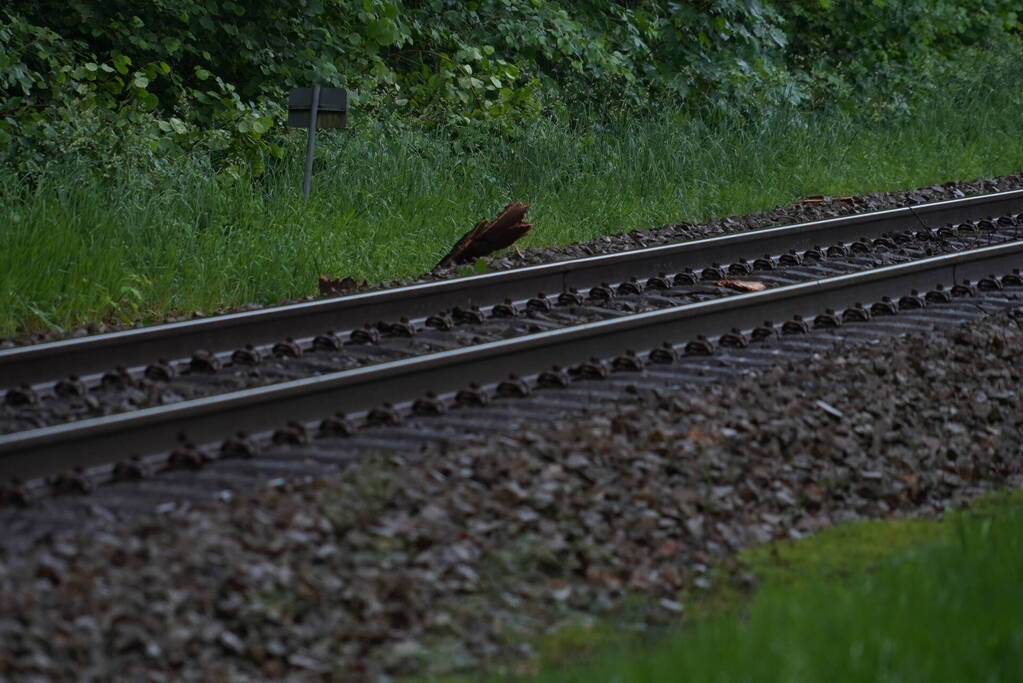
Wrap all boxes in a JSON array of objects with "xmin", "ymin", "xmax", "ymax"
[
  {"xmin": 3, "ymin": 239, "xmax": 1023, "ymax": 481},
  {"xmin": 3, "ymin": 189, "xmax": 1023, "ymax": 389}
]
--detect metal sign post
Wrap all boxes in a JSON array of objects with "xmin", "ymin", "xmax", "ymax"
[{"xmin": 288, "ymin": 86, "xmax": 347, "ymax": 199}]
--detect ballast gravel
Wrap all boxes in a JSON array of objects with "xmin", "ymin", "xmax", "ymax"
[
  {"xmin": 3, "ymin": 312, "xmax": 1023, "ymax": 680},
  {"xmin": 4, "ymin": 172, "xmax": 1022, "ymax": 348}
]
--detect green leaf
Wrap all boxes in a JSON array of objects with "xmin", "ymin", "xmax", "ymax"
[
  {"xmin": 365, "ymin": 18, "xmax": 400, "ymax": 46},
  {"xmin": 112, "ymin": 55, "xmax": 132, "ymax": 75},
  {"xmin": 137, "ymin": 91, "xmax": 158, "ymax": 111},
  {"xmin": 768, "ymin": 26, "xmax": 787, "ymax": 48},
  {"xmin": 195, "ymin": 67, "xmax": 212, "ymax": 81},
  {"xmin": 251, "ymin": 116, "xmax": 272, "ymax": 134}
]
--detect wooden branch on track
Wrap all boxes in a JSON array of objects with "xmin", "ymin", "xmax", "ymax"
[{"xmin": 435, "ymin": 202, "xmax": 532, "ymax": 270}]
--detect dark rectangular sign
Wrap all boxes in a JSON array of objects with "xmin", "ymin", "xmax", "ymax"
[{"xmin": 288, "ymin": 87, "xmax": 347, "ymax": 129}]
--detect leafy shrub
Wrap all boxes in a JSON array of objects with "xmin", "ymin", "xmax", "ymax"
[
  {"xmin": 781, "ymin": 0, "xmax": 1023, "ymax": 115},
  {"xmin": 1, "ymin": 0, "xmax": 1020, "ymax": 175}
]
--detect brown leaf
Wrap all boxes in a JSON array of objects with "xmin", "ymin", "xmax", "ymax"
[
  {"xmin": 655, "ymin": 539, "xmax": 679, "ymax": 558},
  {"xmin": 714, "ymin": 279, "xmax": 767, "ymax": 292},
  {"xmin": 318, "ymin": 276, "xmax": 367, "ymax": 297},
  {"xmin": 686, "ymin": 427, "xmax": 719, "ymax": 444}
]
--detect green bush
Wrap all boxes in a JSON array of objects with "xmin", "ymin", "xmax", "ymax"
[
  {"xmin": 1, "ymin": 0, "xmax": 1021, "ymax": 175},
  {"xmin": 781, "ymin": 0, "xmax": 1023, "ymax": 114}
]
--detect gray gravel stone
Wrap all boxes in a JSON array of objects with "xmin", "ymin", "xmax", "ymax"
[{"xmin": 3, "ymin": 311, "xmax": 1023, "ymax": 680}]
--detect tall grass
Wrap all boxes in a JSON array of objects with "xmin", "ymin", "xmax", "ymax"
[
  {"xmin": 520, "ymin": 496, "xmax": 1023, "ymax": 683},
  {"xmin": 3, "ymin": 52, "xmax": 1023, "ymax": 336}
]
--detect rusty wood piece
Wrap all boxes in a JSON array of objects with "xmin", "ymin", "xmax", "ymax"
[{"xmin": 435, "ymin": 202, "xmax": 533, "ymax": 270}]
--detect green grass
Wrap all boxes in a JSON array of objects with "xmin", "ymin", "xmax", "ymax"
[
  {"xmin": 3, "ymin": 52, "xmax": 1023, "ymax": 336},
  {"xmin": 508, "ymin": 490, "xmax": 1023, "ymax": 683}
]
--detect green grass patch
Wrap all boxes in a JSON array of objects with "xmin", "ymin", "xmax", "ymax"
[
  {"xmin": 3, "ymin": 51, "xmax": 1023, "ymax": 337},
  {"xmin": 510, "ymin": 489, "xmax": 1023, "ymax": 683},
  {"xmin": 677, "ymin": 516, "xmax": 945, "ymax": 625}
]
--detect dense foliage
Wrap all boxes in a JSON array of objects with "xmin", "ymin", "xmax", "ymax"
[{"xmin": 1, "ymin": 0, "xmax": 1021, "ymax": 174}]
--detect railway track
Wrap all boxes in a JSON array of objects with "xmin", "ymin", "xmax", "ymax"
[
  {"xmin": 6, "ymin": 212, "xmax": 1023, "ymax": 436},
  {"xmin": 2, "ymin": 191, "xmax": 1023, "ymax": 510},
  {"xmin": 3, "ymin": 189, "xmax": 1022, "ymax": 392},
  {"xmin": 3, "ymin": 192, "xmax": 1023, "ymax": 431}
]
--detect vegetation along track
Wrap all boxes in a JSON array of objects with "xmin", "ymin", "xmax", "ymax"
[
  {"xmin": 2, "ymin": 190, "xmax": 1022, "ymax": 391},
  {"xmin": 2, "ymin": 221, "xmax": 1023, "ymax": 508}
]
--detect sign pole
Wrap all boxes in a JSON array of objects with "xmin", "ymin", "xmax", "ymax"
[
  {"xmin": 302, "ymin": 84, "xmax": 322, "ymax": 199},
  {"xmin": 289, "ymin": 85, "xmax": 344, "ymax": 199}
]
